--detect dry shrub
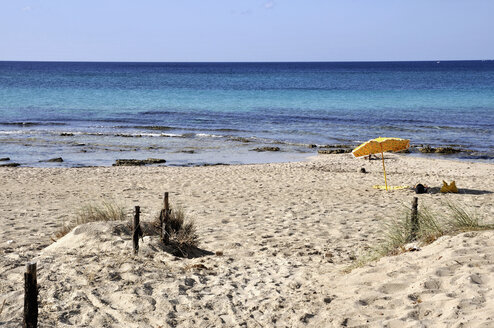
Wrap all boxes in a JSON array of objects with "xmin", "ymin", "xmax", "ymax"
[
  {"xmin": 168, "ymin": 207, "xmax": 185, "ymax": 233},
  {"xmin": 169, "ymin": 208, "xmax": 199, "ymax": 247},
  {"xmin": 53, "ymin": 225, "xmax": 73, "ymax": 240},
  {"xmin": 172, "ymin": 220, "xmax": 199, "ymax": 248},
  {"xmin": 153, "ymin": 206, "xmax": 199, "ymax": 257},
  {"xmin": 53, "ymin": 201, "xmax": 126, "ymax": 241}
]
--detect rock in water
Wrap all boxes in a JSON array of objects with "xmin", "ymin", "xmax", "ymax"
[
  {"xmin": 0, "ymin": 163, "xmax": 20, "ymax": 167},
  {"xmin": 145, "ymin": 158, "xmax": 167, "ymax": 164},
  {"xmin": 251, "ymin": 147, "xmax": 280, "ymax": 152},
  {"xmin": 39, "ymin": 157, "xmax": 63, "ymax": 163},
  {"xmin": 113, "ymin": 158, "xmax": 166, "ymax": 166},
  {"xmin": 318, "ymin": 149, "xmax": 351, "ymax": 154},
  {"xmin": 419, "ymin": 145, "xmax": 435, "ymax": 153}
]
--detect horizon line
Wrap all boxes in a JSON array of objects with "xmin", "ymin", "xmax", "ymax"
[{"xmin": 1, "ymin": 59, "xmax": 493, "ymax": 64}]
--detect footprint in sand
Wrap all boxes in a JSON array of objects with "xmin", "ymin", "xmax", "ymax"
[{"xmin": 379, "ymin": 282, "xmax": 409, "ymax": 294}]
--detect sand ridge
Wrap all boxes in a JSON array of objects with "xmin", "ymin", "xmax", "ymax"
[{"xmin": 0, "ymin": 154, "xmax": 493, "ymax": 327}]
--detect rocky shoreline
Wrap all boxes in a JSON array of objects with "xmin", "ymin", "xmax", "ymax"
[{"xmin": 0, "ymin": 141, "xmax": 491, "ymax": 168}]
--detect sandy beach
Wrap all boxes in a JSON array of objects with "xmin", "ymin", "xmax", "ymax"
[{"xmin": 1, "ymin": 153, "xmax": 493, "ymax": 327}]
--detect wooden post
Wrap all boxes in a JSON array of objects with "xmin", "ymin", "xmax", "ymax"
[
  {"xmin": 164, "ymin": 192, "xmax": 169, "ymax": 212},
  {"xmin": 411, "ymin": 197, "xmax": 419, "ymax": 240},
  {"xmin": 133, "ymin": 206, "xmax": 140, "ymax": 255},
  {"xmin": 160, "ymin": 193, "xmax": 167, "ymax": 240},
  {"xmin": 24, "ymin": 262, "xmax": 37, "ymax": 328},
  {"xmin": 163, "ymin": 192, "xmax": 170, "ymax": 245}
]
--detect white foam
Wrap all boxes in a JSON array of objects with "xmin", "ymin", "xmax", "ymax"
[{"xmin": 196, "ymin": 133, "xmax": 223, "ymax": 138}]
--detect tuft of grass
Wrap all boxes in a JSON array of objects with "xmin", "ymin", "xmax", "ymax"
[
  {"xmin": 153, "ymin": 206, "xmax": 199, "ymax": 257},
  {"xmin": 172, "ymin": 221, "xmax": 199, "ymax": 249},
  {"xmin": 169, "ymin": 208, "xmax": 199, "ymax": 249},
  {"xmin": 75, "ymin": 202, "xmax": 126, "ymax": 225},
  {"xmin": 53, "ymin": 201, "xmax": 126, "ymax": 240},
  {"xmin": 382, "ymin": 216, "xmax": 412, "ymax": 254},
  {"xmin": 349, "ymin": 201, "xmax": 492, "ymax": 271},
  {"xmin": 445, "ymin": 202, "xmax": 483, "ymax": 231},
  {"xmin": 168, "ymin": 207, "xmax": 186, "ymax": 234},
  {"xmin": 416, "ymin": 207, "xmax": 444, "ymax": 244}
]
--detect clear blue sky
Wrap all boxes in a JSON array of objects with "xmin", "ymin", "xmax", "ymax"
[{"xmin": 1, "ymin": 0, "xmax": 493, "ymax": 62}]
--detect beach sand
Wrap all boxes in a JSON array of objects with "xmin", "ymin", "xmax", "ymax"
[{"xmin": 1, "ymin": 154, "xmax": 493, "ymax": 327}]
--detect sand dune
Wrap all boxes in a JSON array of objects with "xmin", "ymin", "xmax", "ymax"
[{"xmin": 1, "ymin": 154, "xmax": 493, "ymax": 327}]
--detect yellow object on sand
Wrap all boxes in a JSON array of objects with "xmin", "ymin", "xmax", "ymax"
[
  {"xmin": 352, "ymin": 137, "xmax": 410, "ymax": 158},
  {"xmin": 440, "ymin": 181, "xmax": 458, "ymax": 193},
  {"xmin": 352, "ymin": 137, "xmax": 410, "ymax": 191},
  {"xmin": 373, "ymin": 185, "xmax": 409, "ymax": 190}
]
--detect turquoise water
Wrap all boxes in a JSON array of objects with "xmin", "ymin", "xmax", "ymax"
[{"xmin": 0, "ymin": 61, "xmax": 493, "ymax": 166}]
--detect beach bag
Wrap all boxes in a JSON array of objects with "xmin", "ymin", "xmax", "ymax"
[
  {"xmin": 415, "ymin": 184, "xmax": 426, "ymax": 194},
  {"xmin": 440, "ymin": 181, "xmax": 458, "ymax": 193}
]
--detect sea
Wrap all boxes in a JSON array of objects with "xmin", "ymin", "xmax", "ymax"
[{"xmin": 0, "ymin": 61, "xmax": 493, "ymax": 167}]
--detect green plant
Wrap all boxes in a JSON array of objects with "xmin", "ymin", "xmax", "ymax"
[
  {"xmin": 349, "ymin": 201, "xmax": 492, "ymax": 271},
  {"xmin": 416, "ymin": 207, "xmax": 444, "ymax": 244},
  {"xmin": 445, "ymin": 202, "xmax": 482, "ymax": 231}
]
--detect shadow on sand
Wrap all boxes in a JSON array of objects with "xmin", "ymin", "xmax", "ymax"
[
  {"xmin": 426, "ymin": 187, "xmax": 493, "ymax": 195},
  {"xmin": 162, "ymin": 242, "xmax": 215, "ymax": 259}
]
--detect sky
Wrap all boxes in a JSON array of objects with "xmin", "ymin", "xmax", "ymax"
[{"xmin": 0, "ymin": 0, "xmax": 493, "ymax": 62}]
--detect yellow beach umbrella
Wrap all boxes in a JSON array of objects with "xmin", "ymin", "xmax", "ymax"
[{"xmin": 352, "ymin": 137, "xmax": 410, "ymax": 190}]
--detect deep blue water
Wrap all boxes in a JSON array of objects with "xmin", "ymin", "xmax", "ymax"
[{"xmin": 0, "ymin": 61, "xmax": 493, "ymax": 166}]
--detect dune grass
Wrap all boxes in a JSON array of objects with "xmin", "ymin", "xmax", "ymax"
[
  {"xmin": 349, "ymin": 201, "xmax": 492, "ymax": 271},
  {"xmin": 166, "ymin": 207, "xmax": 199, "ymax": 248},
  {"xmin": 53, "ymin": 201, "xmax": 127, "ymax": 240},
  {"xmin": 152, "ymin": 206, "xmax": 199, "ymax": 256},
  {"xmin": 445, "ymin": 202, "xmax": 486, "ymax": 231}
]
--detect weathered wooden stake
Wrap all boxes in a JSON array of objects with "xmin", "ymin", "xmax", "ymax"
[
  {"xmin": 411, "ymin": 197, "xmax": 419, "ymax": 240},
  {"xmin": 160, "ymin": 193, "xmax": 168, "ymax": 239},
  {"xmin": 159, "ymin": 211, "xmax": 164, "ymax": 241},
  {"xmin": 133, "ymin": 206, "xmax": 141, "ymax": 255},
  {"xmin": 23, "ymin": 262, "xmax": 38, "ymax": 328},
  {"xmin": 163, "ymin": 192, "xmax": 170, "ymax": 245}
]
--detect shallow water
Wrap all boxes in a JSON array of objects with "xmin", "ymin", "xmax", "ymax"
[{"xmin": 0, "ymin": 61, "xmax": 493, "ymax": 166}]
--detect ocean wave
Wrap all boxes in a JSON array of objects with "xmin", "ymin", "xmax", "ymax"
[
  {"xmin": 196, "ymin": 133, "xmax": 223, "ymax": 138},
  {"xmin": 422, "ymin": 125, "xmax": 493, "ymax": 134},
  {"xmin": 0, "ymin": 130, "xmax": 31, "ymax": 135},
  {"xmin": 132, "ymin": 125, "xmax": 173, "ymax": 131},
  {"xmin": 138, "ymin": 133, "xmax": 164, "ymax": 137},
  {"xmin": 212, "ymin": 128, "xmax": 247, "ymax": 132},
  {"xmin": 160, "ymin": 133, "xmax": 183, "ymax": 138},
  {"xmin": 139, "ymin": 110, "xmax": 176, "ymax": 115},
  {"xmin": 178, "ymin": 132, "xmax": 226, "ymax": 139}
]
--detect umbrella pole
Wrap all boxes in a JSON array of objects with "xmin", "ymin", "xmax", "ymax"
[{"xmin": 381, "ymin": 148, "xmax": 388, "ymax": 191}]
